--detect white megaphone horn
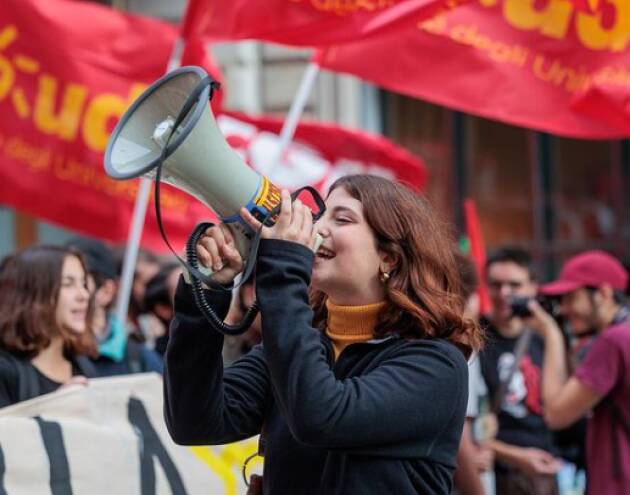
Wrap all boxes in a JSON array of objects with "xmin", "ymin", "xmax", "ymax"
[{"xmin": 104, "ymin": 66, "xmax": 323, "ymax": 275}]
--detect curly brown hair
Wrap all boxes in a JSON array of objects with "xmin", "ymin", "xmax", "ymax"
[
  {"xmin": 311, "ymin": 175, "xmax": 483, "ymax": 358},
  {"xmin": 0, "ymin": 245, "xmax": 96, "ymax": 359}
]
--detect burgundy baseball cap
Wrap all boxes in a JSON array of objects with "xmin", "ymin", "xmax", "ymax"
[{"xmin": 540, "ymin": 250, "xmax": 629, "ymax": 296}]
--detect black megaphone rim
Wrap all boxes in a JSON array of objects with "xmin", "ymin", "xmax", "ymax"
[{"xmin": 103, "ymin": 65, "xmax": 213, "ymax": 180}]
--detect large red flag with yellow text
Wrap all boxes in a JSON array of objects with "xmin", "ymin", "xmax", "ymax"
[
  {"xmin": 318, "ymin": 0, "xmax": 630, "ymax": 138},
  {"xmin": 0, "ymin": 0, "xmax": 223, "ymax": 251},
  {"xmin": 0, "ymin": 0, "xmax": 427, "ymax": 252},
  {"xmin": 181, "ymin": 0, "xmax": 468, "ymax": 46}
]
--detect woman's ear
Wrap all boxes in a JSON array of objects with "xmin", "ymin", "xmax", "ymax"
[{"xmin": 379, "ymin": 252, "xmax": 397, "ymax": 276}]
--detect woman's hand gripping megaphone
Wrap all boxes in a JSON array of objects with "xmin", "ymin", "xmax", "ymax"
[
  {"xmin": 196, "ymin": 190, "xmax": 321, "ymax": 285},
  {"xmin": 196, "ymin": 223, "xmax": 244, "ymax": 286},
  {"xmin": 240, "ymin": 189, "xmax": 319, "ymax": 250}
]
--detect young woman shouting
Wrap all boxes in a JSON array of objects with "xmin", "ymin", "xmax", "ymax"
[
  {"xmin": 0, "ymin": 245, "xmax": 96, "ymax": 407},
  {"xmin": 164, "ymin": 175, "xmax": 482, "ymax": 494}
]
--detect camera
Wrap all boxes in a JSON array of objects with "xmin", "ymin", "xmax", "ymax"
[
  {"xmin": 509, "ymin": 295, "xmax": 557, "ymax": 318},
  {"xmin": 510, "ymin": 296, "xmax": 533, "ymax": 317}
]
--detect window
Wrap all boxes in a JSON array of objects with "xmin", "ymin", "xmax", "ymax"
[
  {"xmin": 384, "ymin": 95, "xmax": 452, "ymax": 216},
  {"xmin": 554, "ymin": 138, "xmax": 617, "ymax": 246},
  {"xmin": 467, "ymin": 116, "xmax": 534, "ymax": 247}
]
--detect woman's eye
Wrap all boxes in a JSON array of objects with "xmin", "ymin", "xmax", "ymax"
[{"xmin": 335, "ymin": 217, "xmax": 351, "ymax": 224}]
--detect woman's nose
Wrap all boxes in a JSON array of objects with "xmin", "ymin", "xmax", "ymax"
[
  {"xmin": 78, "ymin": 285, "xmax": 90, "ymax": 300},
  {"xmin": 316, "ymin": 224, "xmax": 331, "ymax": 238}
]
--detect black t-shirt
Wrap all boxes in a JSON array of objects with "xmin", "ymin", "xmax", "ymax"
[
  {"xmin": 478, "ymin": 319, "xmax": 556, "ymax": 454},
  {"xmin": 0, "ymin": 353, "xmax": 84, "ymax": 408}
]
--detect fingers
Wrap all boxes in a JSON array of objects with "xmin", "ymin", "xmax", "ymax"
[
  {"xmin": 60, "ymin": 376, "xmax": 89, "ymax": 390},
  {"xmin": 240, "ymin": 207, "xmax": 263, "ymax": 232},
  {"xmin": 276, "ymin": 189, "xmax": 292, "ymax": 231},
  {"xmin": 240, "ymin": 190, "xmax": 314, "ymax": 248},
  {"xmin": 291, "ymin": 199, "xmax": 306, "ymax": 234},
  {"xmin": 220, "ymin": 241, "xmax": 243, "ymax": 272},
  {"xmin": 197, "ymin": 227, "xmax": 226, "ymax": 271},
  {"xmin": 202, "ymin": 236, "xmax": 224, "ymax": 271},
  {"xmin": 527, "ymin": 299, "xmax": 545, "ymax": 317},
  {"xmin": 218, "ymin": 223, "xmax": 236, "ymax": 246},
  {"xmin": 299, "ymin": 202, "xmax": 315, "ymax": 246},
  {"xmin": 68, "ymin": 376, "xmax": 89, "ymax": 386}
]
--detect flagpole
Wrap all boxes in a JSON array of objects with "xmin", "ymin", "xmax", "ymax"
[
  {"xmin": 269, "ymin": 61, "xmax": 320, "ymax": 174},
  {"xmin": 114, "ymin": 37, "xmax": 185, "ymax": 327}
]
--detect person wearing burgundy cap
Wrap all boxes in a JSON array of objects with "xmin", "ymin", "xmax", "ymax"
[{"xmin": 526, "ymin": 250, "xmax": 630, "ymax": 495}]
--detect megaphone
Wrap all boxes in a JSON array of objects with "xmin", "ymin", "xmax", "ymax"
[{"xmin": 104, "ymin": 66, "xmax": 293, "ymax": 263}]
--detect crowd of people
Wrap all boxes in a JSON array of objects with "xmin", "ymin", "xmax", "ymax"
[{"xmin": 0, "ymin": 174, "xmax": 628, "ymax": 495}]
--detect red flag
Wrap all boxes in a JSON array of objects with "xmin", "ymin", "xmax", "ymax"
[
  {"xmin": 217, "ymin": 111, "xmax": 427, "ymax": 193},
  {"xmin": 0, "ymin": 0, "xmax": 425, "ymax": 253},
  {"xmin": 463, "ymin": 199, "xmax": 490, "ymax": 314},
  {"xmin": 181, "ymin": 0, "xmax": 468, "ymax": 47},
  {"xmin": 180, "ymin": 36, "xmax": 224, "ymax": 111},
  {"xmin": 0, "ymin": 0, "xmax": 220, "ymax": 252},
  {"xmin": 318, "ymin": 0, "xmax": 630, "ymax": 138}
]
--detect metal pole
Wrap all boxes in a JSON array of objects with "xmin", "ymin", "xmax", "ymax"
[
  {"xmin": 113, "ymin": 37, "xmax": 185, "ymax": 325},
  {"xmin": 269, "ymin": 61, "xmax": 320, "ymax": 174},
  {"xmin": 114, "ymin": 177, "xmax": 152, "ymax": 325}
]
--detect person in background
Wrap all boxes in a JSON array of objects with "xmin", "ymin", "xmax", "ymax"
[
  {"xmin": 141, "ymin": 262, "xmax": 181, "ymax": 356},
  {"xmin": 479, "ymin": 246, "xmax": 561, "ymax": 495},
  {"xmin": 0, "ymin": 245, "xmax": 97, "ymax": 407},
  {"xmin": 453, "ymin": 252, "xmax": 496, "ymax": 495},
  {"xmin": 129, "ymin": 249, "xmax": 161, "ymax": 339},
  {"xmin": 67, "ymin": 237, "xmax": 163, "ymax": 376},
  {"xmin": 531, "ymin": 251, "xmax": 630, "ymax": 495}
]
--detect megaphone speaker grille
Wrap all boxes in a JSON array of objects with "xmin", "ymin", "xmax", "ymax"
[{"xmin": 104, "ymin": 66, "xmax": 211, "ymax": 179}]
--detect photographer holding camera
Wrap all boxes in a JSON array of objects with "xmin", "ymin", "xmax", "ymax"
[
  {"xmin": 479, "ymin": 247, "xmax": 561, "ymax": 495},
  {"xmin": 530, "ymin": 250, "xmax": 629, "ymax": 495}
]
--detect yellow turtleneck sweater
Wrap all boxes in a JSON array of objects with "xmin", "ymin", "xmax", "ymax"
[{"xmin": 325, "ymin": 300, "xmax": 386, "ymax": 359}]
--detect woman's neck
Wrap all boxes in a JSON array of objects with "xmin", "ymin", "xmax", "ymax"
[
  {"xmin": 30, "ymin": 336, "xmax": 72, "ymax": 383},
  {"xmin": 325, "ymin": 300, "xmax": 385, "ymax": 359}
]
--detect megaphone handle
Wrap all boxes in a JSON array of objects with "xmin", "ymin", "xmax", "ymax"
[{"xmin": 185, "ymin": 222, "xmax": 262, "ymax": 336}]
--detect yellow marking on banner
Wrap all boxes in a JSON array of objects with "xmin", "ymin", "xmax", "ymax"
[
  {"xmin": 221, "ymin": 441, "xmax": 261, "ymax": 469},
  {"xmin": 34, "ymin": 75, "xmax": 89, "ymax": 140},
  {"xmin": 190, "ymin": 446, "xmax": 237, "ymax": 495},
  {"xmin": 11, "ymin": 88, "xmax": 29, "ymax": 118},
  {"xmin": 584, "ymin": 0, "xmax": 601, "ymax": 11},
  {"xmin": 0, "ymin": 25, "xmax": 17, "ymax": 50},
  {"xmin": 0, "ymin": 57, "xmax": 15, "ymax": 100},
  {"xmin": 13, "ymin": 55, "xmax": 39, "ymax": 74}
]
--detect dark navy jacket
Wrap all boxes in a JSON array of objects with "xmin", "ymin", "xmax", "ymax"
[{"xmin": 164, "ymin": 239, "xmax": 468, "ymax": 494}]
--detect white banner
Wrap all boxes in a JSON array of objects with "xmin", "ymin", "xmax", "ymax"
[{"xmin": 0, "ymin": 373, "xmax": 261, "ymax": 495}]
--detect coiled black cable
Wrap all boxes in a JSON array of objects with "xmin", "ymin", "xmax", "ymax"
[
  {"xmin": 185, "ymin": 222, "xmax": 260, "ymax": 336},
  {"xmin": 149, "ymin": 74, "xmax": 326, "ymax": 336}
]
